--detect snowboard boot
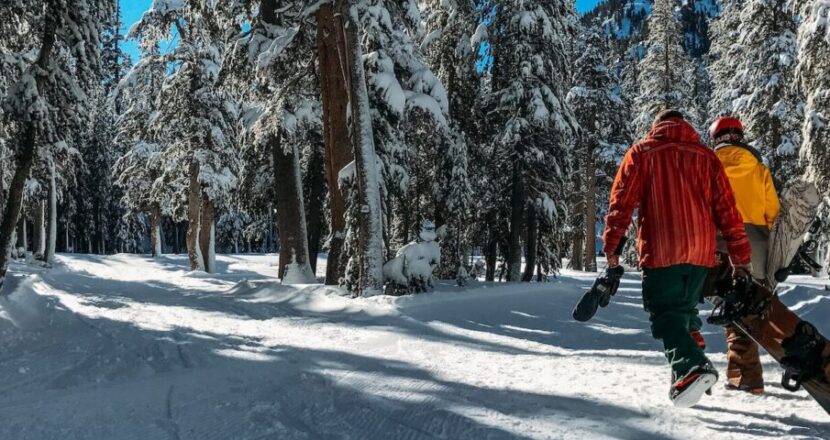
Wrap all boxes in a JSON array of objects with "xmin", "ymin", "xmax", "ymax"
[
  {"xmin": 670, "ymin": 362, "xmax": 719, "ymax": 408},
  {"xmin": 781, "ymin": 321, "xmax": 828, "ymax": 391},
  {"xmin": 691, "ymin": 330, "xmax": 706, "ymax": 350},
  {"xmin": 724, "ymin": 383, "xmax": 764, "ymax": 395}
]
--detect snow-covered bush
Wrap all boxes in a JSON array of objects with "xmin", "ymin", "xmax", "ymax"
[{"xmin": 383, "ymin": 221, "xmax": 441, "ymax": 295}]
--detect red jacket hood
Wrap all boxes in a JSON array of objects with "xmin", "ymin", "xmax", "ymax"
[{"xmin": 646, "ymin": 117, "xmax": 702, "ymax": 144}]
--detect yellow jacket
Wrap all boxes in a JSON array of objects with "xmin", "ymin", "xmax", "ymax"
[{"xmin": 715, "ymin": 144, "xmax": 780, "ymax": 229}]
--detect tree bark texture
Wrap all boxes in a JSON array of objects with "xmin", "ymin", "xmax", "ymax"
[
  {"xmin": 584, "ymin": 143, "xmax": 598, "ymax": 272},
  {"xmin": 44, "ymin": 161, "xmax": 57, "ymax": 264},
  {"xmin": 317, "ymin": 2, "xmax": 355, "ymax": 285},
  {"xmin": 271, "ymin": 132, "xmax": 315, "ymax": 282},
  {"xmin": 150, "ymin": 203, "xmax": 162, "ymax": 257},
  {"xmin": 186, "ymin": 158, "xmax": 204, "ymax": 271},
  {"xmin": 199, "ymin": 195, "xmax": 215, "ymax": 273},
  {"xmin": 521, "ymin": 204, "xmax": 537, "ymax": 282},
  {"xmin": 304, "ymin": 143, "xmax": 327, "ymax": 275},
  {"xmin": 35, "ymin": 200, "xmax": 45, "ymax": 257},
  {"xmin": 507, "ymin": 164, "xmax": 524, "ymax": 282},
  {"xmin": 343, "ymin": 0, "xmax": 385, "ymax": 295}
]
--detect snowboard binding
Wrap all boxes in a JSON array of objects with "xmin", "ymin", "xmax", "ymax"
[
  {"xmin": 775, "ymin": 219, "xmax": 824, "ymax": 283},
  {"xmin": 707, "ymin": 274, "xmax": 771, "ymax": 326},
  {"xmin": 781, "ymin": 321, "xmax": 829, "ymax": 391}
]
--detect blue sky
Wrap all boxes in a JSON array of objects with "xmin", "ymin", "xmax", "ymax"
[{"xmin": 119, "ymin": 0, "xmax": 603, "ymax": 62}]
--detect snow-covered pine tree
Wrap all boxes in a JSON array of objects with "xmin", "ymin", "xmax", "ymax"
[
  {"xmin": 115, "ymin": 45, "xmax": 167, "ymax": 257},
  {"xmin": 632, "ymin": 0, "xmax": 700, "ymax": 137},
  {"xmin": 0, "ymin": 0, "xmax": 112, "ymax": 285},
  {"xmin": 333, "ymin": 0, "xmax": 454, "ymax": 294},
  {"xmin": 484, "ymin": 0, "xmax": 579, "ymax": 282},
  {"xmin": 567, "ymin": 29, "xmax": 631, "ymax": 272},
  {"xmin": 795, "ymin": 0, "xmax": 830, "ymax": 193},
  {"xmin": 70, "ymin": 4, "xmax": 133, "ymax": 256},
  {"xmin": 418, "ymin": 0, "xmax": 478, "ymax": 277},
  {"xmin": 129, "ymin": 0, "xmax": 240, "ymax": 273},
  {"xmin": 709, "ymin": 0, "xmax": 802, "ymax": 182},
  {"xmin": 222, "ymin": 0, "xmax": 319, "ymax": 283},
  {"xmin": 706, "ymin": 0, "xmax": 744, "ymax": 119}
]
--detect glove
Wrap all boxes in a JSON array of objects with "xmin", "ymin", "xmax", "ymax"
[{"xmin": 732, "ymin": 264, "xmax": 753, "ymax": 281}]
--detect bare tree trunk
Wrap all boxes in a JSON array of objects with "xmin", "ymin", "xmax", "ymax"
[
  {"xmin": 0, "ymin": 3, "xmax": 57, "ymax": 285},
  {"xmin": 318, "ymin": 2, "xmax": 355, "ymax": 285},
  {"xmin": 521, "ymin": 204, "xmax": 537, "ymax": 282},
  {"xmin": 270, "ymin": 131, "xmax": 314, "ymax": 283},
  {"xmin": 344, "ymin": 0, "xmax": 385, "ymax": 295},
  {"xmin": 150, "ymin": 203, "xmax": 162, "ymax": 257},
  {"xmin": 44, "ymin": 160, "xmax": 57, "ymax": 264},
  {"xmin": 305, "ymin": 142, "xmax": 326, "ymax": 277},
  {"xmin": 186, "ymin": 158, "xmax": 204, "ymax": 271},
  {"xmin": 571, "ymin": 234, "xmax": 584, "ymax": 271},
  {"xmin": 199, "ymin": 195, "xmax": 215, "ymax": 273},
  {"xmin": 35, "ymin": 200, "xmax": 45, "ymax": 258},
  {"xmin": 16, "ymin": 215, "xmax": 25, "ymax": 252},
  {"xmin": 507, "ymin": 164, "xmax": 524, "ymax": 282},
  {"xmin": 485, "ymin": 233, "xmax": 497, "ymax": 282},
  {"xmin": 584, "ymin": 144, "xmax": 598, "ymax": 272}
]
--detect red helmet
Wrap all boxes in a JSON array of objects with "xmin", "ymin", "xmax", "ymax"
[{"xmin": 708, "ymin": 116, "xmax": 744, "ymax": 140}]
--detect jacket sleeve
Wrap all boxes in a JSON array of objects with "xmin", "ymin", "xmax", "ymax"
[
  {"xmin": 763, "ymin": 167, "xmax": 780, "ymax": 229},
  {"xmin": 602, "ymin": 148, "xmax": 642, "ymax": 256},
  {"xmin": 712, "ymin": 160, "xmax": 752, "ymax": 266}
]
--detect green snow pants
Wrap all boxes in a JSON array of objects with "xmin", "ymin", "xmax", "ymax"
[{"xmin": 642, "ymin": 264, "xmax": 710, "ymax": 379}]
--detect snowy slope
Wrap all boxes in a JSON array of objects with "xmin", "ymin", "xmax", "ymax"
[{"xmin": 0, "ymin": 254, "xmax": 828, "ymax": 439}]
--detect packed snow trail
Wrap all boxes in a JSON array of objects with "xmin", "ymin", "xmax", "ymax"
[{"xmin": 0, "ymin": 254, "xmax": 828, "ymax": 439}]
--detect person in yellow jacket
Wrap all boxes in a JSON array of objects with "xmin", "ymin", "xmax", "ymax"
[{"xmin": 708, "ymin": 116, "xmax": 780, "ymax": 395}]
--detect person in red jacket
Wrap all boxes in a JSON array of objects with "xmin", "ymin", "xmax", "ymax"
[{"xmin": 602, "ymin": 110, "xmax": 753, "ymax": 408}]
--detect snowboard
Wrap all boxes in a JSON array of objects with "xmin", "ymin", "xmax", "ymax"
[
  {"xmin": 766, "ymin": 180, "xmax": 822, "ymax": 288},
  {"xmin": 708, "ymin": 179, "xmax": 830, "ymax": 414},
  {"xmin": 711, "ymin": 292, "xmax": 830, "ymax": 415}
]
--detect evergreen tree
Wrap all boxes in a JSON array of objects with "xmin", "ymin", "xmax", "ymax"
[
  {"xmin": 722, "ymin": 0, "xmax": 802, "ymax": 182},
  {"xmin": 0, "ymin": 0, "xmax": 113, "ymax": 285},
  {"xmin": 484, "ymin": 0, "xmax": 580, "ymax": 281},
  {"xmin": 795, "ymin": 0, "xmax": 830, "ymax": 192},
  {"xmin": 632, "ymin": 0, "xmax": 699, "ymax": 137},
  {"xmin": 419, "ymin": 0, "xmax": 478, "ymax": 277},
  {"xmin": 567, "ymin": 29, "xmax": 631, "ymax": 272},
  {"xmin": 129, "ymin": 0, "xmax": 240, "ymax": 273}
]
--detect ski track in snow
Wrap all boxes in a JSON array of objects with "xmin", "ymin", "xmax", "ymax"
[{"xmin": 0, "ymin": 254, "xmax": 828, "ymax": 439}]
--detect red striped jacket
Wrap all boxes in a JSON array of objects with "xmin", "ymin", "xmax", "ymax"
[{"xmin": 602, "ymin": 118, "xmax": 752, "ymax": 269}]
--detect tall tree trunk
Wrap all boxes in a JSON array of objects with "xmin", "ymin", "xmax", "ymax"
[
  {"xmin": 199, "ymin": 195, "xmax": 215, "ymax": 273},
  {"xmin": 16, "ymin": 215, "xmax": 25, "ymax": 252},
  {"xmin": 317, "ymin": 2, "xmax": 355, "ymax": 285},
  {"xmin": 344, "ymin": 0, "xmax": 385, "ymax": 295},
  {"xmin": 506, "ymin": 164, "xmax": 524, "ymax": 282},
  {"xmin": 35, "ymin": 201, "xmax": 45, "ymax": 258},
  {"xmin": 186, "ymin": 158, "xmax": 204, "ymax": 271},
  {"xmin": 271, "ymin": 132, "xmax": 315, "ymax": 283},
  {"xmin": 521, "ymin": 204, "xmax": 537, "ymax": 282},
  {"xmin": 305, "ymin": 143, "xmax": 326, "ymax": 277},
  {"xmin": 150, "ymin": 203, "xmax": 162, "ymax": 257},
  {"xmin": 44, "ymin": 161, "xmax": 57, "ymax": 264},
  {"xmin": 584, "ymin": 143, "xmax": 598, "ymax": 272},
  {"xmin": 485, "ymin": 230, "xmax": 497, "ymax": 282},
  {"xmin": 0, "ymin": 3, "xmax": 58, "ymax": 284},
  {"xmin": 571, "ymin": 234, "xmax": 584, "ymax": 271},
  {"xmin": 92, "ymin": 199, "xmax": 101, "ymax": 254}
]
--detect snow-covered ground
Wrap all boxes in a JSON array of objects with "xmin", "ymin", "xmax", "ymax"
[{"xmin": 0, "ymin": 254, "xmax": 828, "ymax": 439}]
